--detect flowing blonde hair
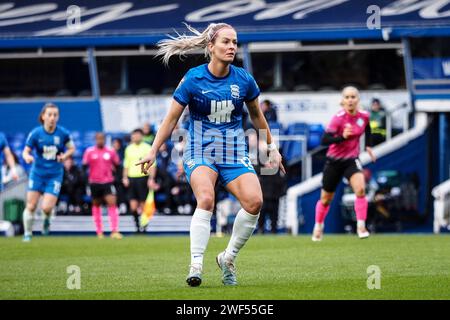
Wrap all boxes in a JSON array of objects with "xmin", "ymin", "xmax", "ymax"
[{"xmin": 156, "ymin": 22, "xmax": 234, "ymax": 66}]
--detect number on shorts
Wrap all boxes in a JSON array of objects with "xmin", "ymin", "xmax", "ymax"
[
  {"xmin": 53, "ymin": 181, "xmax": 61, "ymax": 194},
  {"xmin": 355, "ymin": 159, "xmax": 363, "ymax": 171},
  {"xmin": 240, "ymin": 157, "xmax": 254, "ymax": 170}
]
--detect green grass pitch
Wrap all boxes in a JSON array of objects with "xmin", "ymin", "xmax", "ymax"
[{"xmin": 1, "ymin": 234, "xmax": 449, "ymax": 300}]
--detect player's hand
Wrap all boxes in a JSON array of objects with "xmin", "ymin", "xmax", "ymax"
[
  {"xmin": 122, "ymin": 177, "xmax": 129, "ymax": 187},
  {"xmin": 56, "ymin": 153, "xmax": 66, "ymax": 163},
  {"xmin": 23, "ymin": 154, "xmax": 34, "ymax": 164},
  {"xmin": 268, "ymin": 148, "xmax": 286, "ymax": 175},
  {"xmin": 148, "ymin": 178, "xmax": 160, "ymax": 191},
  {"xmin": 11, "ymin": 168, "xmax": 19, "ymax": 181},
  {"xmin": 343, "ymin": 124, "xmax": 353, "ymax": 139},
  {"xmin": 366, "ymin": 147, "xmax": 376, "ymax": 163},
  {"xmin": 135, "ymin": 151, "xmax": 156, "ymax": 175}
]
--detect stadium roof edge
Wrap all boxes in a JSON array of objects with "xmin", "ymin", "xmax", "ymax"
[{"xmin": 1, "ymin": 27, "xmax": 450, "ymax": 49}]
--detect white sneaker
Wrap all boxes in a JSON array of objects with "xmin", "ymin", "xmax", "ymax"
[
  {"xmin": 357, "ymin": 227, "xmax": 370, "ymax": 239},
  {"xmin": 311, "ymin": 227, "xmax": 323, "ymax": 242}
]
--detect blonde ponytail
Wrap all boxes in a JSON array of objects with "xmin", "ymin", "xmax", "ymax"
[{"xmin": 156, "ymin": 22, "xmax": 234, "ymax": 66}]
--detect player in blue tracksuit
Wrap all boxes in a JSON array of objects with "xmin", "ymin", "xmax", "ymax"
[
  {"xmin": 0, "ymin": 132, "xmax": 19, "ymax": 191},
  {"xmin": 22, "ymin": 103, "xmax": 75, "ymax": 242},
  {"xmin": 137, "ymin": 23, "xmax": 285, "ymax": 287}
]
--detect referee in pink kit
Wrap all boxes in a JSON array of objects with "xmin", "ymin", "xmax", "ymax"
[
  {"xmin": 312, "ymin": 86, "xmax": 376, "ymax": 241},
  {"xmin": 83, "ymin": 132, "xmax": 123, "ymax": 239}
]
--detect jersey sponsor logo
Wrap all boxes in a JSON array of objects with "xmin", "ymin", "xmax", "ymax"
[
  {"xmin": 208, "ymin": 100, "xmax": 235, "ymax": 124},
  {"xmin": 43, "ymin": 145, "xmax": 58, "ymax": 160},
  {"xmin": 230, "ymin": 84, "xmax": 240, "ymax": 99},
  {"xmin": 201, "ymin": 89, "xmax": 213, "ymax": 94}
]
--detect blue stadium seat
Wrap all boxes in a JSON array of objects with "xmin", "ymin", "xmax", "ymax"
[
  {"xmin": 307, "ymin": 124, "xmax": 325, "ymax": 150},
  {"xmin": 286, "ymin": 122, "xmax": 309, "ymax": 135},
  {"xmin": 281, "ymin": 123, "xmax": 309, "ymax": 162},
  {"xmin": 268, "ymin": 121, "xmax": 283, "ymax": 133}
]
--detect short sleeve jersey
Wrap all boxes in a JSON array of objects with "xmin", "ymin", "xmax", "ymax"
[
  {"xmin": 173, "ymin": 64, "xmax": 260, "ymax": 163},
  {"xmin": 82, "ymin": 146, "xmax": 119, "ymax": 184},
  {"xmin": 326, "ymin": 109, "xmax": 370, "ymax": 159},
  {"xmin": 25, "ymin": 126, "xmax": 73, "ymax": 177}
]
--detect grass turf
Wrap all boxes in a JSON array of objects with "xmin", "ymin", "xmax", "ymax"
[{"xmin": 0, "ymin": 234, "xmax": 449, "ymax": 300}]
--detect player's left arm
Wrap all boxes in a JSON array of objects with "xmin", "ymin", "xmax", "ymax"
[
  {"xmin": 365, "ymin": 123, "xmax": 376, "ymax": 163},
  {"xmin": 57, "ymin": 136, "xmax": 75, "ymax": 162},
  {"xmin": 246, "ymin": 98, "xmax": 286, "ymax": 174}
]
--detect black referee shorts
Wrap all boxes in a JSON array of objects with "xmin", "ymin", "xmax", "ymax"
[
  {"xmin": 128, "ymin": 177, "xmax": 149, "ymax": 202},
  {"xmin": 88, "ymin": 183, "xmax": 116, "ymax": 199},
  {"xmin": 321, "ymin": 157, "xmax": 363, "ymax": 193}
]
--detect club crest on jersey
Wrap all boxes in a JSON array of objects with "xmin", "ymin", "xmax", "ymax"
[
  {"xmin": 54, "ymin": 136, "xmax": 60, "ymax": 145},
  {"xmin": 356, "ymin": 118, "xmax": 365, "ymax": 127},
  {"xmin": 230, "ymin": 85, "xmax": 240, "ymax": 99}
]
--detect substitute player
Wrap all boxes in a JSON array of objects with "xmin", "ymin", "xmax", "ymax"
[
  {"xmin": 312, "ymin": 86, "xmax": 376, "ymax": 242},
  {"xmin": 136, "ymin": 23, "xmax": 284, "ymax": 287},
  {"xmin": 22, "ymin": 103, "xmax": 75, "ymax": 242},
  {"xmin": 83, "ymin": 132, "xmax": 123, "ymax": 239}
]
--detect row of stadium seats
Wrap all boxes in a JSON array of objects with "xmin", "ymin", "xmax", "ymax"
[{"xmin": 5, "ymin": 122, "xmax": 325, "ymax": 168}]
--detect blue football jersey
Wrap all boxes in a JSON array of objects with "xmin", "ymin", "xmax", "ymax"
[
  {"xmin": 25, "ymin": 126, "xmax": 73, "ymax": 176},
  {"xmin": 173, "ymin": 64, "xmax": 260, "ymax": 164}
]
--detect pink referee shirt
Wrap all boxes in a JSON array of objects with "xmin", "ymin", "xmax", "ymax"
[
  {"xmin": 82, "ymin": 146, "xmax": 119, "ymax": 184},
  {"xmin": 326, "ymin": 108, "xmax": 370, "ymax": 159}
]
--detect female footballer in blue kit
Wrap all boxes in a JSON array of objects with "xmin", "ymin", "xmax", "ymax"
[
  {"xmin": 22, "ymin": 103, "xmax": 75, "ymax": 242},
  {"xmin": 137, "ymin": 23, "xmax": 285, "ymax": 287}
]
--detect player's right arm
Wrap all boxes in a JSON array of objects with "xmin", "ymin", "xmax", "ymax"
[
  {"xmin": 22, "ymin": 146, "xmax": 34, "ymax": 164},
  {"xmin": 321, "ymin": 114, "xmax": 351, "ymax": 146},
  {"xmin": 136, "ymin": 100, "xmax": 185, "ymax": 175},
  {"xmin": 22, "ymin": 130, "xmax": 36, "ymax": 164}
]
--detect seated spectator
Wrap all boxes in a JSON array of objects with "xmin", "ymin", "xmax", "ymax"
[
  {"xmin": 369, "ymin": 98, "xmax": 387, "ymax": 146},
  {"xmin": 142, "ymin": 123, "xmax": 155, "ymax": 145},
  {"xmin": 59, "ymin": 156, "xmax": 86, "ymax": 215}
]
